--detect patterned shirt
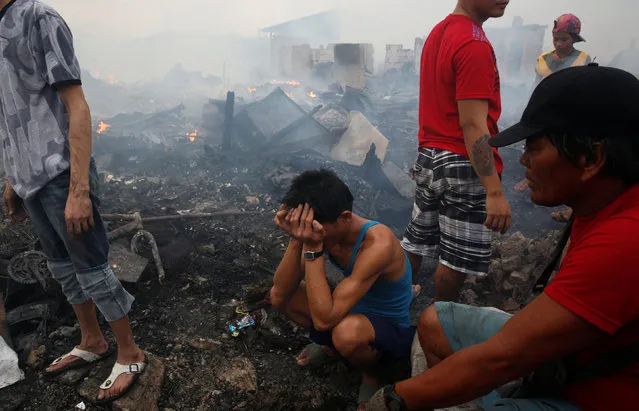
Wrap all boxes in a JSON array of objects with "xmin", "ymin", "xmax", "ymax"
[{"xmin": 0, "ymin": 0, "xmax": 82, "ymax": 199}]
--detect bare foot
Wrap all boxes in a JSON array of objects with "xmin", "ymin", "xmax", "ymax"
[
  {"xmin": 45, "ymin": 340, "xmax": 109, "ymax": 374},
  {"xmin": 295, "ymin": 345, "xmax": 335, "ymax": 367},
  {"xmin": 97, "ymin": 349, "xmax": 146, "ymax": 401}
]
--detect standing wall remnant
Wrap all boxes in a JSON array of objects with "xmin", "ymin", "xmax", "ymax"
[
  {"xmin": 334, "ymin": 43, "xmax": 374, "ymax": 90},
  {"xmin": 384, "ymin": 44, "xmax": 415, "ymax": 72}
]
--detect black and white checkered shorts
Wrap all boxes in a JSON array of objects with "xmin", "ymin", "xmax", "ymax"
[{"xmin": 401, "ymin": 148, "xmax": 493, "ymax": 276}]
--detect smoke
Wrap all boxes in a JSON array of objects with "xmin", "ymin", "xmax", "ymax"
[{"xmin": 48, "ymin": 0, "xmax": 639, "ymax": 83}]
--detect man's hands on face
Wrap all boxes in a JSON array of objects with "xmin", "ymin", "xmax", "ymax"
[
  {"xmin": 65, "ymin": 191, "xmax": 94, "ymax": 235},
  {"xmin": 485, "ymin": 190, "xmax": 511, "ymax": 234},
  {"xmin": 273, "ymin": 203, "xmax": 326, "ymax": 248},
  {"xmin": 2, "ymin": 180, "xmax": 27, "ymax": 223},
  {"xmin": 296, "ymin": 204, "xmax": 326, "ymax": 250},
  {"xmin": 274, "ymin": 204, "xmax": 302, "ymax": 240}
]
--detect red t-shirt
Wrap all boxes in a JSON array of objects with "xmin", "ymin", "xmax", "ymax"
[
  {"xmin": 545, "ymin": 185, "xmax": 639, "ymax": 411},
  {"xmin": 418, "ymin": 14, "xmax": 503, "ymax": 174}
]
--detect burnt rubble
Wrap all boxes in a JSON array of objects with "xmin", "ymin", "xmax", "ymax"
[{"xmin": 0, "ymin": 78, "xmax": 567, "ymax": 410}]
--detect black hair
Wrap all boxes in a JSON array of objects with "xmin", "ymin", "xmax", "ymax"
[
  {"xmin": 281, "ymin": 169, "xmax": 354, "ymax": 223},
  {"xmin": 547, "ymin": 132, "xmax": 639, "ymax": 185}
]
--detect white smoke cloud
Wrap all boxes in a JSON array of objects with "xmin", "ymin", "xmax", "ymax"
[{"xmin": 47, "ymin": 0, "xmax": 638, "ymax": 82}]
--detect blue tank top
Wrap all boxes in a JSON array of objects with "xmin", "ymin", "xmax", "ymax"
[{"xmin": 327, "ymin": 221, "xmax": 412, "ymax": 328}]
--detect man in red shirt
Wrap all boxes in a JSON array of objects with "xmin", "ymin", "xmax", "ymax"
[
  {"xmin": 402, "ymin": 0, "xmax": 512, "ymax": 302},
  {"xmin": 365, "ymin": 65, "xmax": 639, "ymax": 411}
]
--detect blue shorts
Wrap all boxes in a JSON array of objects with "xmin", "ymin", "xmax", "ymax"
[
  {"xmin": 310, "ymin": 313, "xmax": 415, "ymax": 360},
  {"xmin": 22, "ymin": 160, "xmax": 134, "ymax": 322},
  {"xmin": 435, "ymin": 302, "xmax": 582, "ymax": 411}
]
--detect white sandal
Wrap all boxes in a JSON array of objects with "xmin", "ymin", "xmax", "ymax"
[
  {"xmin": 96, "ymin": 360, "xmax": 147, "ymax": 404},
  {"xmin": 45, "ymin": 347, "xmax": 109, "ymax": 377}
]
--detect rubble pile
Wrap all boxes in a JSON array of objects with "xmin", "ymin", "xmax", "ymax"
[{"xmin": 457, "ymin": 230, "xmax": 561, "ymax": 313}]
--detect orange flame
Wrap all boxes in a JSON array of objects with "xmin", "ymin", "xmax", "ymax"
[
  {"xmin": 308, "ymin": 91, "xmax": 317, "ymax": 98},
  {"xmin": 187, "ymin": 129, "xmax": 198, "ymax": 142},
  {"xmin": 97, "ymin": 121, "xmax": 111, "ymax": 134},
  {"xmin": 106, "ymin": 75, "xmax": 117, "ymax": 85},
  {"xmin": 247, "ymin": 87, "xmax": 256, "ymax": 94}
]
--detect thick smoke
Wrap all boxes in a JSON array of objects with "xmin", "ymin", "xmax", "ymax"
[{"xmin": 49, "ymin": 0, "xmax": 639, "ymax": 83}]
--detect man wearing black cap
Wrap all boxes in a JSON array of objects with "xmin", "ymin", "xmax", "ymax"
[{"xmin": 365, "ymin": 64, "xmax": 639, "ymax": 411}]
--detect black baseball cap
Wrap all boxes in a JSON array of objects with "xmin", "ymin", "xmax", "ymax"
[{"xmin": 490, "ymin": 64, "xmax": 639, "ymax": 148}]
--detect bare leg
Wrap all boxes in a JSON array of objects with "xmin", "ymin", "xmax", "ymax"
[
  {"xmin": 331, "ymin": 315, "xmax": 379, "ymax": 411},
  {"xmin": 97, "ymin": 316, "xmax": 145, "ymax": 401},
  {"xmin": 406, "ymin": 251, "xmax": 423, "ymax": 283},
  {"xmin": 417, "ymin": 305, "xmax": 453, "ymax": 368},
  {"xmin": 434, "ymin": 264, "xmax": 466, "ymax": 302},
  {"xmin": 46, "ymin": 300, "xmax": 109, "ymax": 373}
]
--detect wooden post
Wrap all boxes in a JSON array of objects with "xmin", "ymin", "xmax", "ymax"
[{"xmin": 223, "ymin": 91, "xmax": 235, "ymax": 150}]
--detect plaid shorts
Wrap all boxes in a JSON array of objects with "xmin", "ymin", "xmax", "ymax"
[{"xmin": 401, "ymin": 148, "xmax": 493, "ymax": 276}]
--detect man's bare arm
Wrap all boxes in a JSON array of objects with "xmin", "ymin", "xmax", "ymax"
[
  {"xmin": 394, "ymin": 294, "xmax": 606, "ymax": 410},
  {"xmin": 458, "ymin": 99, "xmax": 501, "ymax": 193},
  {"xmin": 305, "ymin": 240, "xmax": 392, "ymax": 331},
  {"xmin": 270, "ymin": 238, "xmax": 305, "ymax": 306},
  {"xmin": 458, "ymin": 99, "xmax": 510, "ymax": 233},
  {"xmin": 58, "ymin": 85, "xmax": 92, "ymax": 196}
]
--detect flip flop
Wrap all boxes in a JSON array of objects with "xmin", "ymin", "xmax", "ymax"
[
  {"xmin": 358, "ymin": 382, "xmax": 382, "ymax": 410},
  {"xmin": 44, "ymin": 347, "xmax": 110, "ymax": 378},
  {"xmin": 94, "ymin": 359, "xmax": 147, "ymax": 405},
  {"xmin": 295, "ymin": 343, "xmax": 338, "ymax": 368}
]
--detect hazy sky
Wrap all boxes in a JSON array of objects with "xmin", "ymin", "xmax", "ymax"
[{"xmin": 44, "ymin": 0, "xmax": 638, "ymax": 81}]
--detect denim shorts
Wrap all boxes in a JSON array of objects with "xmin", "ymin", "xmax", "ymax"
[
  {"xmin": 22, "ymin": 160, "xmax": 134, "ymax": 322},
  {"xmin": 434, "ymin": 302, "xmax": 583, "ymax": 411},
  {"xmin": 23, "ymin": 160, "xmax": 109, "ymax": 269}
]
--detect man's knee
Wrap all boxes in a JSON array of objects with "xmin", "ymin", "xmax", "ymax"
[
  {"xmin": 331, "ymin": 315, "xmax": 373, "ymax": 357},
  {"xmin": 417, "ymin": 305, "xmax": 438, "ymax": 344},
  {"xmin": 417, "ymin": 304, "xmax": 453, "ymax": 359}
]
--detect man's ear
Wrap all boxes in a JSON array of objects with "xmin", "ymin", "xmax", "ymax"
[
  {"xmin": 580, "ymin": 142, "xmax": 606, "ymax": 181},
  {"xmin": 338, "ymin": 211, "xmax": 352, "ymax": 223}
]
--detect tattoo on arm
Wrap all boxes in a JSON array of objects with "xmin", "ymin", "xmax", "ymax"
[{"xmin": 472, "ymin": 134, "xmax": 496, "ymax": 177}]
